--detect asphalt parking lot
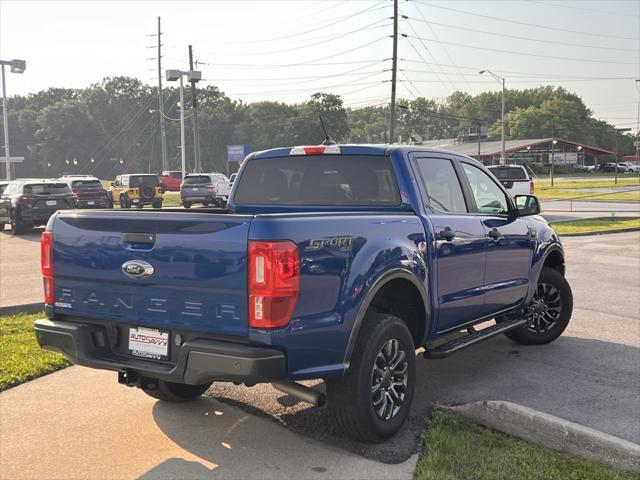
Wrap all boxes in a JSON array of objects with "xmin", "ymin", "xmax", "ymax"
[{"xmin": 1, "ymin": 230, "xmax": 639, "ymax": 477}]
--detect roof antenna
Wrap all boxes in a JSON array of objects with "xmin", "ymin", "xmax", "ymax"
[{"xmin": 319, "ymin": 115, "xmax": 337, "ymax": 145}]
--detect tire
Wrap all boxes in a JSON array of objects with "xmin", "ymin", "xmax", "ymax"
[
  {"xmin": 141, "ymin": 379, "xmax": 212, "ymax": 402},
  {"xmin": 504, "ymin": 267, "xmax": 573, "ymax": 345},
  {"xmin": 119, "ymin": 195, "xmax": 130, "ymax": 209},
  {"xmin": 326, "ymin": 313, "xmax": 416, "ymax": 442},
  {"xmin": 10, "ymin": 218, "xmax": 27, "ymax": 235},
  {"xmin": 139, "ymin": 183, "xmax": 155, "ymax": 201},
  {"xmin": 107, "ymin": 198, "xmax": 114, "ymax": 209},
  {"xmin": 183, "ymin": 201, "xmax": 191, "ymax": 209},
  {"xmin": 202, "ymin": 202, "xmax": 209, "ymax": 207},
  {"xmin": 152, "ymin": 201, "xmax": 162, "ymax": 209},
  {"xmin": 136, "ymin": 203, "xmax": 144, "ymax": 209}
]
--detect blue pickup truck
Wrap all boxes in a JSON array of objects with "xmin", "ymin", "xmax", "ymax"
[{"xmin": 35, "ymin": 144, "xmax": 572, "ymax": 442}]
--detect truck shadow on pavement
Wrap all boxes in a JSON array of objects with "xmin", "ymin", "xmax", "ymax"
[{"xmin": 149, "ymin": 335, "xmax": 639, "ymax": 469}]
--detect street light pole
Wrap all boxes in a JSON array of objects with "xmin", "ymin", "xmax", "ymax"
[
  {"xmin": 166, "ymin": 68, "xmax": 201, "ymax": 181},
  {"xmin": 0, "ymin": 59, "xmax": 26, "ymax": 181},
  {"xmin": 1, "ymin": 65, "xmax": 10, "ymax": 181},
  {"xmin": 479, "ymin": 69, "xmax": 506, "ymax": 164},
  {"xmin": 614, "ymin": 127, "xmax": 632, "ymax": 185},
  {"xmin": 178, "ymin": 74, "xmax": 186, "ymax": 180}
]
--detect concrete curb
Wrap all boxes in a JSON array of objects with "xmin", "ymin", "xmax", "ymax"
[
  {"xmin": 559, "ymin": 227, "xmax": 640, "ymax": 237},
  {"xmin": 0, "ymin": 302, "xmax": 44, "ymax": 316},
  {"xmin": 445, "ymin": 401, "xmax": 640, "ymax": 472}
]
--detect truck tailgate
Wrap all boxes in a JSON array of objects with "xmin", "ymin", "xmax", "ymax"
[{"xmin": 51, "ymin": 211, "xmax": 252, "ymax": 336}]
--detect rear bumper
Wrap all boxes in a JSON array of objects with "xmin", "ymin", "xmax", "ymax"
[{"xmin": 34, "ymin": 319, "xmax": 286, "ymax": 385}]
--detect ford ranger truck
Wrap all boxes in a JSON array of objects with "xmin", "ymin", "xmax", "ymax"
[{"xmin": 34, "ymin": 144, "xmax": 572, "ymax": 442}]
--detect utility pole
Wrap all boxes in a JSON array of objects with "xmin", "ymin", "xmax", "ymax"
[
  {"xmin": 389, "ymin": 0, "xmax": 398, "ymax": 144},
  {"xmin": 156, "ymin": 17, "xmax": 168, "ymax": 171},
  {"xmin": 550, "ymin": 125, "xmax": 557, "ymax": 187},
  {"xmin": 188, "ymin": 45, "xmax": 202, "ymax": 173},
  {"xmin": 1, "ymin": 65, "xmax": 10, "ymax": 181}
]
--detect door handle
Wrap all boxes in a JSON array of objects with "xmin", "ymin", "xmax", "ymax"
[
  {"xmin": 439, "ymin": 227, "xmax": 456, "ymax": 241},
  {"xmin": 487, "ymin": 228, "xmax": 502, "ymax": 239}
]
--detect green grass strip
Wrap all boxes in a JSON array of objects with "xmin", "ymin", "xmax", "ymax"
[
  {"xmin": 550, "ymin": 218, "xmax": 640, "ymax": 234},
  {"xmin": 0, "ymin": 311, "xmax": 69, "ymax": 391},
  {"xmin": 415, "ymin": 411, "xmax": 637, "ymax": 480}
]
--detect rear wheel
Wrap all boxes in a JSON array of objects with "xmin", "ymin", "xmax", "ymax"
[
  {"xmin": 503, "ymin": 267, "xmax": 573, "ymax": 345},
  {"xmin": 10, "ymin": 218, "xmax": 28, "ymax": 235},
  {"xmin": 152, "ymin": 201, "xmax": 162, "ymax": 209},
  {"xmin": 183, "ymin": 201, "xmax": 192, "ymax": 209},
  {"xmin": 141, "ymin": 379, "xmax": 212, "ymax": 402},
  {"xmin": 119, "ymin": 195, "xmax": 130, "ymax": 209},
  {"xmin": 326, "ymin": 313, "xmax": 415, "ymax": 442}
]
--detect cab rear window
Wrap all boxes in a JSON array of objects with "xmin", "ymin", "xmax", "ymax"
[
  {"xmin": 234, "ymin": 155, "xmax": 400, "ymax": 206},
  {"xmin": 71, "ymin": 180, "xmax": 102, "ymax": 189},
  {"xmin": 487, "ymin": 166, "xmax": 527, "ymax": 180},
  {"xmin": 183, "ymin": 176, "xmax": 210, "ymax": 185},
  {"xmin": 24, "ymin": 183, "xmax": 71, "ymax": 194},
  {"xmin": 129, "ymin": 176, "xmax": 159, "ymax": 187}
]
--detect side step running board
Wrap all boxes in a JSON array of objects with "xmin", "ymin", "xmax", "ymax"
[{"xmin": 424, "ymin": 317, "xmax": 528, "ymax": 359}]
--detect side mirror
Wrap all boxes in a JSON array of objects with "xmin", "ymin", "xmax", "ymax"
[
  {"xmin": 515, "ymin": 195, "xmax": 540, "ymax": 216},
  {"xmin": 110, "ymin": 181, "xmax": 116, "ymax": 187}
]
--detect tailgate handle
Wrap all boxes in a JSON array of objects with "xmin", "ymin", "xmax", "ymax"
[{"xmin": 123, "ymin": 233, "xmax": 156, "ymax": 245}]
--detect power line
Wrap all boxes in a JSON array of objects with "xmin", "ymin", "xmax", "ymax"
[
  {"xmin": 199, "ymin": 18, "xmax": 391, "ymax": 57},
  {"xmin": 527, "ymin": 0, "xmax": 640, "ymax": 19},
  {"xmin": 412, "ymin": 1, "xmax": 639, "ymax": 41},
  {"xmin": 202, "ymin": 0, "xmax": 389, "ymax": 45},
  {"xmin": 198, "ymin": 37, "xmax": 389, "ymax": 68},
  {"xmin": 402, "ymin": 33, "xmax": 637, "ymax": 65},
  {"xmin": 407, "ymin": 12, "xmax": 640, "ymax": 52}
]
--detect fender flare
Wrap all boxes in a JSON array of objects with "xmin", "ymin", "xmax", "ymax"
[
  {"xmin": 526, "ymin": 244, "xmax": 565, "ymax": 303},
  {"xmin": 343, "ymin": 268, "xmax": 430, "ymax": 369}
]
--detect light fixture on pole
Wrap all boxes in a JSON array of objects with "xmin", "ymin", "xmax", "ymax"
[
  {"xmin": 479, "ymin": 70, "xmax": 506, "ymax": 165},
  {"xmin": 166, "ymin": 68, "xmax": 201, "ymax": 181},
  {"xmin": 0, "ymin": 58, "xmax": 26, "ymax": 181}
]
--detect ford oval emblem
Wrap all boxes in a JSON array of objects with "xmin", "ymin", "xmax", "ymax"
[{"xmin": 122, "ymin": 260, "xmax": 155, "ymax": 279}]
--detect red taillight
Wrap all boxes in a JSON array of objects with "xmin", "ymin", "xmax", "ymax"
[
  {"xmin": 17, "ymin": 195, "xmax": 34, "ymax": 205},
  {"xmin": 530, "ymin": 180, "xmax": 535, "ymax": 194},
  {"xmin": 248, "ymin": 240, "xmax": 299, "ymax": 329},
  {"xmin": 290, "ymin": 144, "xmax": 341, "ymax": 155},
  {"xmin": 41, "ymin": 231, "xmax": 54, "ymax": 305}
]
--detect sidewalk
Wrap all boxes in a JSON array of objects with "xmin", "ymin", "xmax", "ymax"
[{"xmin": 0, "ymin": 366, "xmax": 418, "ymax": 480}]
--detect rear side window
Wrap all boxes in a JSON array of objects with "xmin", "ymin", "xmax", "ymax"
[
  {"xmin": 234, "ymin": 155, "xmax": 401, "ymax": 206},
  {"xmin": 71, "ymin": 180, "xmax": 102, "ymax": 189},
  {"xmin": 183, "ymin": 175, "xmax": 210, "ymax": 185},
  {"xmin": 414, "ymin": 158, "xmax": 467, "ymax": 213},
  {"xmin": 24, "ymin": 183, "xmax": 71, "ymax": 195},
  {"xmin": 129, "ymin": 176, "xmax": 159, "ymax": 187},
  {"xmin": 487, "ymin": 166, "xmax": 527, "ymax": 180}
]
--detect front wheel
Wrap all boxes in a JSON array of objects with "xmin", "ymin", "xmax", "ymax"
[
  {"xmin": 503, "ymin": 267, "xmax": 573, "ymax": 345},
  {"xmin": 119, "ymin": 196, "xmax": 130, "ymax": 209},
  {"xmin": 141, "ymin": 379, "xmax": 212, "ymax": 402},
  {"xmin": 326, "ymin": 313, "xmax": 415, "ymax": 443},
  {"xmin": 182, "ymin": 201, "xmax": 191, "ymax": 209}
]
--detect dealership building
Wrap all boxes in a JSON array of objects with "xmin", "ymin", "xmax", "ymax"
[{"xmin": 417, "ymin": 137, "xmax": 614, "ymax": 166}]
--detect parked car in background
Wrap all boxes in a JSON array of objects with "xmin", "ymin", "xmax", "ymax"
[
  {"xmin": 210, "ymin": 172, "xmax": 232, "ymax": 205},
  {"xmin": 487, "ymin": 165, "xmax": 534, "ymax": 197},
  {"xmin": 180, "ymin": 174, "xmax": 217, "ymax": 208},
  {"xmin": 618, "ymin": 162, "xmax": 639, "ymax": 173},
  {"xmin": 158, "ymin": 170, "xmax": 183, "ymax": 192},
  {"xmin": 0, "ymin": 179, "xmax": 76, "ymax": 233},
  {"xmin": 0, "ymin": 181, "xmax": 8, "ymax": 195},
  {"xmin": 600, "ymin": 163, "xmax": 633, "ymax": 173},
  {"xmin": 109, "ymin": 174, "xmax": 163, "ymax": 209},
  {"xmin": 60, "ymin": 176, "xmax": 110, "ymax": 208}
]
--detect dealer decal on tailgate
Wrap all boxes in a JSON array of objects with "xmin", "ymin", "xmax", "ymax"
[{"xmin": 128, "ymin": 327, "xmax": 169, "ymax": 360}]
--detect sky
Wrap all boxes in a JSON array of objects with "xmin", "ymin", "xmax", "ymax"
[{"xmin": 1, "ymin": 0, "xmax": 639, "ymax": 133}]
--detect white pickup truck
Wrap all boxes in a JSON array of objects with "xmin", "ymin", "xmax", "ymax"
[{"xmin": 487, "ymin": 165, "xmax": 534, "ymax": 197}]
